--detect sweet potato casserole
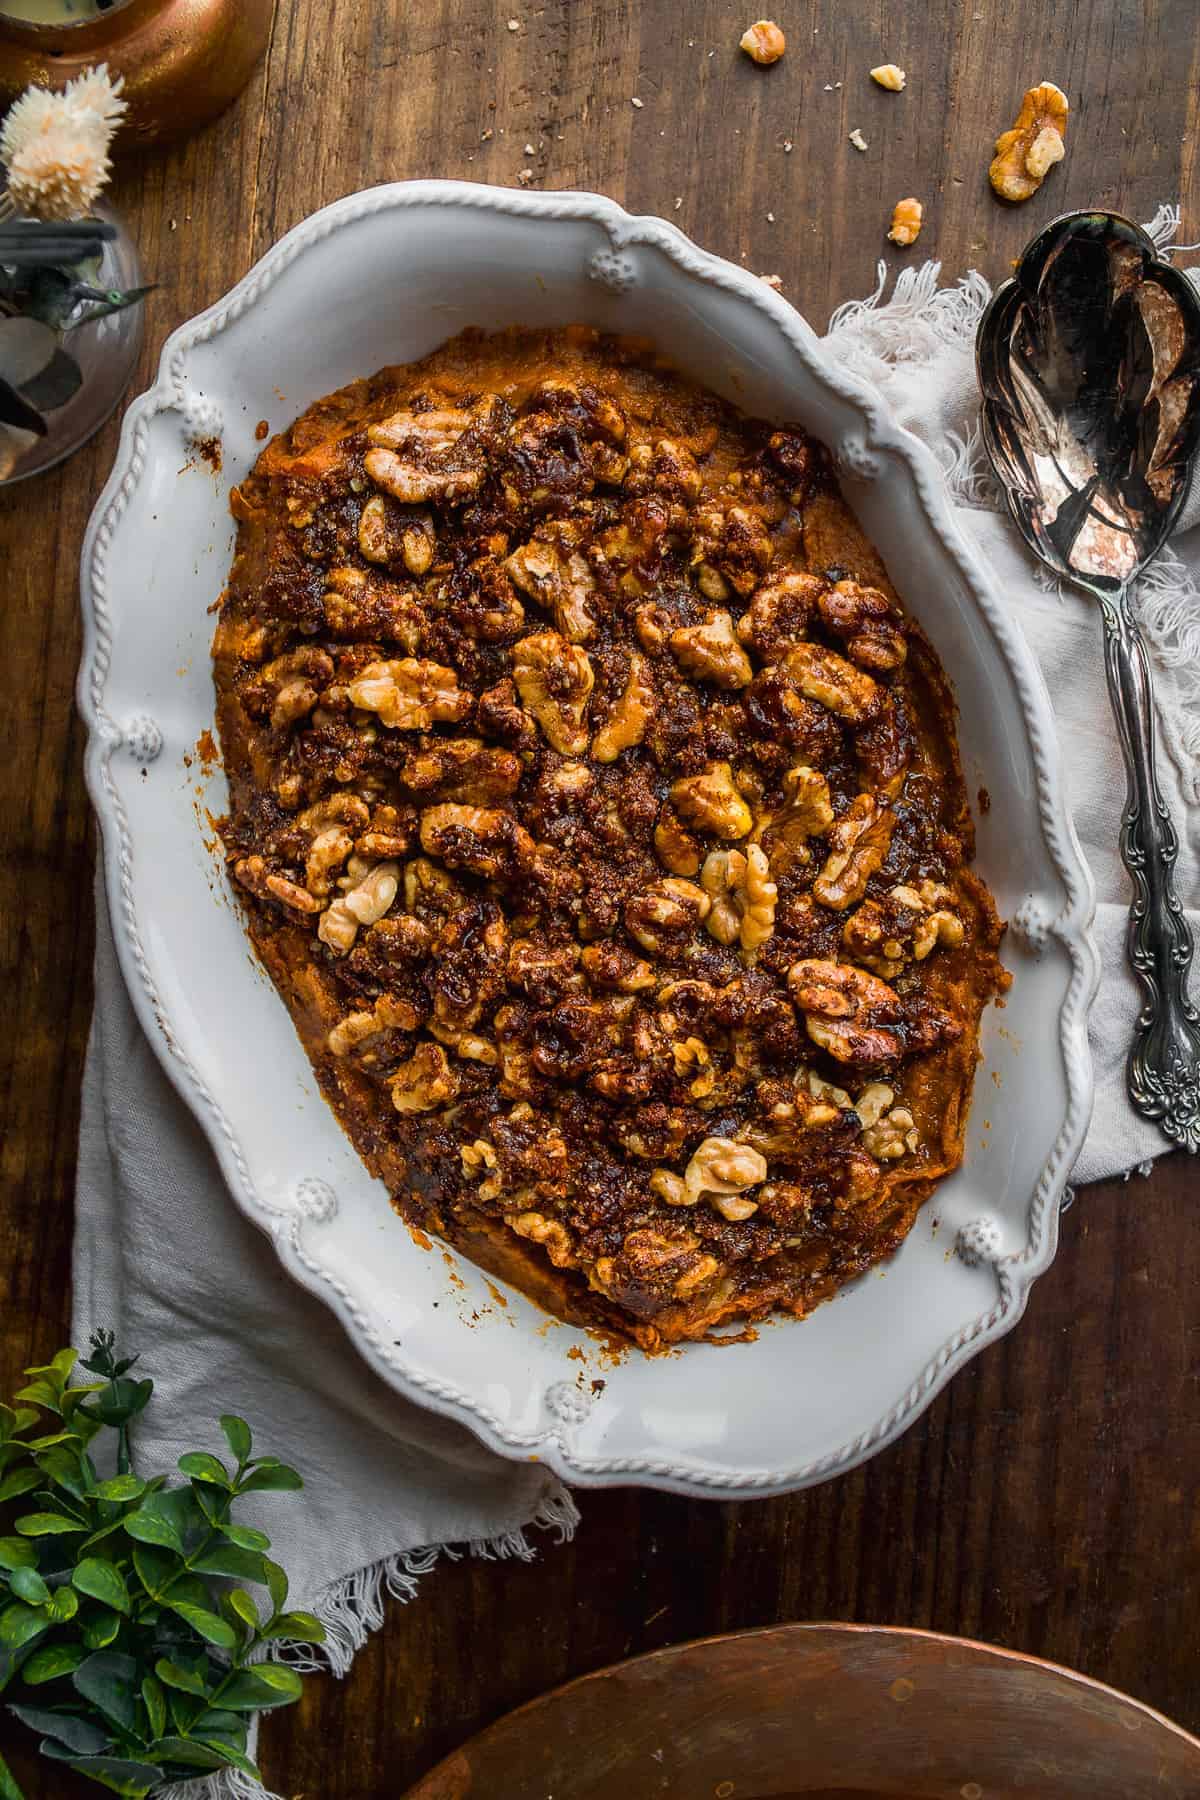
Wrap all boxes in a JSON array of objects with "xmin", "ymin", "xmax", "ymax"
[{"xmin": 214, "ymin": 327, "xmax": 1006, "ymax": 1351}]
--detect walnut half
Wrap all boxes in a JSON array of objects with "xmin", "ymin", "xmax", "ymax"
[{"xmin": 989, "ymin": 82, "xmax": 1068, "ymax": 203}]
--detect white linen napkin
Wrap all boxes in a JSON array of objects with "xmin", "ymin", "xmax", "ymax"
[{"xmin": 70, "ymin": 209, "xmax": 1198, "ymax": 1796}]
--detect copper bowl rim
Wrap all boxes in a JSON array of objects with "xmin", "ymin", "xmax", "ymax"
[{"xmin": 402, "ymin": 1619, "xmax": 1200, "ymax": 1796}]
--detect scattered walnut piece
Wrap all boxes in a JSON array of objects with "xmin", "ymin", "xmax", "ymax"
[
  {"xmin": 888, "ymin": 197, "xmax": 923, "ymax": 247},
  {"xmin": 670, "ymin": 762, "xmax": 753, "ymax": 840},
  {"xmin": 592, "ymin": 653, "xmax": 654, "ymax": 762},
  {"xmin": 698, "ymin": 844, "xmax": 776, "ymax": 956},
  {"xmin": 989, "ymin": 82, "xmax": 1068, "ymax": 202},
  {"xmin": 347, "ymin": 658, "xmax": 470, "ymax": 731},
  {"xmin": 848, "ymin": 128, "xmax": 869, "ymax": 152},
  {"xmin": 512, "ymin": 630, "xmax": 594, "ymax": 755},
  {"xmin": 870, "ymin": 63, "xmax": 906, "ymax": 91},
  {"xmin": 389, "ymin": 1041, "xmax": 459, "ymax": 1113},
  {"xmin": 740, "ymin": 18, "xmax": 785, "ymax": 63}
]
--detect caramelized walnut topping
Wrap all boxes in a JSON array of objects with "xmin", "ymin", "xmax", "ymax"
[{"xmin": 217, "ymin": 325, "xmax": 1004, "ymax": 1351}]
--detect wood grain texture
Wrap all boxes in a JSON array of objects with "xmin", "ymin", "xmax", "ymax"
[{"xmin": 1, "ymin": 1, "xmax": 1198, "ymax": 1793}]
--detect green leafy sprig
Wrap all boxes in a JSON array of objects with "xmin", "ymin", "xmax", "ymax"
[{"xmin": 0, "ymin": 1333, "xmax": 324, "ymax": 1798}]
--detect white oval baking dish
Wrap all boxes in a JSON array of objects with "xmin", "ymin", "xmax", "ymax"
[{"xmin": 79, "ymin": 182, "xmax": 1098, "ymax": 1497}]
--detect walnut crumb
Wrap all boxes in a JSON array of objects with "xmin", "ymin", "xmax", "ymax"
[
  {"xmin": 870, "ymin": 63, "xmax": 906, "ymax": 91},
  {"xmin": 740, "ymin": 19, "xmax": 786, "ymax": 64},
  {"xmin": 888, "ymin": 197, "xmax": 923, "ymax": 246},
  {"xmin": 849, "ymin": 128, "xmax": 869, "ymax": 152}
]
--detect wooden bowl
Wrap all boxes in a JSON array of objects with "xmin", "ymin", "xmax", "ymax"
[{"xmin": 402, "ymin": 1622, "xmax": 1200, "ymax": 1798}]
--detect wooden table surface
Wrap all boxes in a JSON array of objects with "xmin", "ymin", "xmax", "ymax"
[{"xmin": 2, "ymin": 2, "xmax": 1198, "ymax": 1794}]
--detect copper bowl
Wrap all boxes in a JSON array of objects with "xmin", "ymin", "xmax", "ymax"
[
  {"xmin": 0, "ymin": 0, "xmax": 273, "ymax": 145},
  {"xmin": 402, "ymin": 1622, "xmax": 1200, "ymax": 1798}
]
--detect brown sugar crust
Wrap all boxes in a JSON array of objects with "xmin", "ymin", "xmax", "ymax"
[{"xmin": 214, "ymin": 326, "xmax": 1008, "ymax": 1352}]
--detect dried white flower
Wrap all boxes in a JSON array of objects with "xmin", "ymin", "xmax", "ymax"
[{"xmin": 1, "ymin": 65, "xmax": 126, "ymax": 221}]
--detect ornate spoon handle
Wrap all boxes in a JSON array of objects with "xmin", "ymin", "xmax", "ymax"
[{"xmin": 1099, "ymin": 591, "xmax": 1200, "ymax": 1151}]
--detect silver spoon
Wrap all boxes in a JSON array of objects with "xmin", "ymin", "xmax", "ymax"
[{"xmin": 977, "ymin": 209, "xmax": 1200, "ymax": 1152}]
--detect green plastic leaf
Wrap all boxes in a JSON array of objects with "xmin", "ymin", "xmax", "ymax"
[
  {"xmin": 6, "ymin": 1569, "xmax": 48, "ymax": 1607},
  {"xmin": 0, "ymin": 1472, "xmax": 40, "ymax": 1506},
  {"xmin": 64, "ymin": 1755, "xmax": 162, "ymax": 1797},
  {"xmin": 237, "ymin": 1462, "xmax": 302, "ymax": 1494},
  {"xmin": 264, "ymin": 1557, "xmax": 288, "ymax": 1615},
  {"xmin": 13, "ymin": 1382, "xmax": 59, "ymax": 1417},
  {"xmin": 147, "ymin": 1735, "xmax": 226, "ymax": 1770},
  {"xmin": 153, "ymin": 1657, "xmax": 208, "ymax": 1698},
  {"xmin": 42, "ymin": 1587, "xmax": 78, "ymax": 1624},
  {"xmin": 0, "ymin": 1604, "xmax": 47, "ymax": 1651},
  {"xmin": 20, "ymin": 1642, "xmax": 86, "ymax": 1685},
  {"xmin": 0, "ymin": 1746, "xmax": 22, "ymax": 1800},
  {"xmin": 14, "ymin": 1512, "xmax": 84, "ymax": 1537},
  {"xmin": 78, "ymin": 1378, "xmax": 153, "ymax": 1431},
  {"xmin": 129, "ymin": 1544, "xmax": 176, "ymax": 1600},
  {"xmin": 262, "ymin": 1609, "xmax": 325, "ymax": 1644},
  {"xmin": 72, "ymin": 1559, "xmax": 131, "ymax": 1616},
  {"xmin": 7, "ymin": 1702, "xmax": 110, "ymax": 1754},
  {"xmin": 72, "ymin": 1649, "xmax": 139, "ymax": 1733},
  {"xmin": 90, "ymin": 1475, "xmax": 145, "ymax": 1504},
  {"xmin": 226, "ymin": 1588, "xmax": 259, "ymax": 1634},
  {"xmin": 80, "ymin": 1606, "xmax": 122, "ymax": 1650},
  {"xmin": 191, "ymin": 1544, "xmax": 267, "ymax": 1585},
  {"xmin": 122, "ymin": 1504, "xmax": 183, "ymax": 1555},
  {"xmin": 219, "ymin": 1416, "xmax": 252, "ymax": 1464},
  {"xmin": 0, "ymin": 1540, "xmax": 37, "ymax": 1573},
  {"xmin": 78, "ymin": 1518, "xmax": 127, "ymax": 1554},
  {"xmin": 33, "ymin": 1446, "xmax": 88, "ymax": 1503},
  {"xmin": 164, "ymin": 1601, "xmax": 235, "ymax": 1651},
  {"xmin": 222, "ymin": 1523, "xmax": 270, "ymax": 1552},
  {"xmin": 140, "ymin": 1673, "xmax": 166, "ymax": 1742},
  {"xmin": 177, "ymin": 1452, "xmax": 228, "ymax": 1487},
  {"xmin": 216, "ymin": 1663, "xmax": 303, "ymax": 1711}
]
